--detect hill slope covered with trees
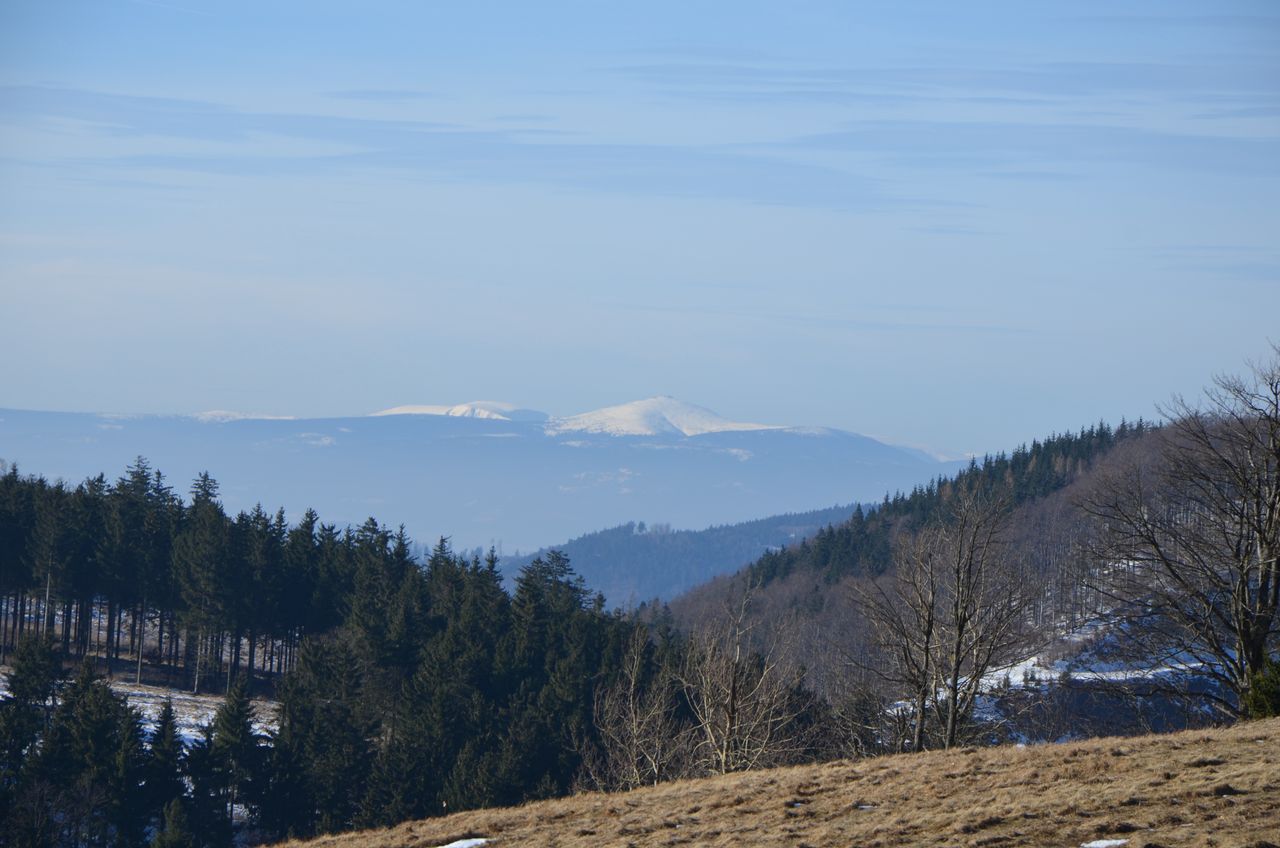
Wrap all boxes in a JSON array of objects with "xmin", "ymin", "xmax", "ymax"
[{"xmin": 501, "ymin": 503, "xmax": 859, "ymax": 605}]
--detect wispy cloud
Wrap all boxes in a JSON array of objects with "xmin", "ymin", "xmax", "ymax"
[
  {"xmin": 2, "ymin": 84, "xmax": 887, "ymax": 210},
  {"xmin": 1135, "ymin": 243, "xmax": 1280, "ymax": 284},
  {"xmin": 1191, "ymin": 105, "xmax": 1280, "ymax": 120},
  {"xmin": 601, "ymin": 301, "xmax": 1027, "ymax": 336},
  {"xmin": 793, "ymin": 120, "xmax": 1280, "ymax": 176},
  {"xmin": 326, "ymin": 89, "xmax": 439, "ymax": 102},
  {"xmin": 611, "ymin": 59, "xmax": 1278, "ymax": 100},
  {"xmin": 1066, "ymin": 14, "xmax": 1280, "ymax": 30},
  {"xmin": 1, "ymin": 85, "xmax": 455, "ymax": 143}
]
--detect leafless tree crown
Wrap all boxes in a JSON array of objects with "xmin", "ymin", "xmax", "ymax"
[{"xmin": 1084, "ymin": 345, "xmax": 1280, "ymax": 715}]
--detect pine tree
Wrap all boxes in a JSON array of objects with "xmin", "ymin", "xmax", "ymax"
[
  {"xmin": 210, "ymin": 676, "xmax": 261, "ymax": 826},
  {"xmin": 0, "ymin": 635, "xmax": 62, "ymax": 826},
  {"xmin": 185, "ymin": 723, "xmax": 231, "ymax": 848},
  {"xmin": 173, "ymin": 473, "xmax": 229, "ymax": 694},
  {"xmin": 143, "ymin": 698, "xmax": 186, "ymax": 824},
  {"xmin": 151, "ymin": 799, "xmax": 197, "ymax": 848},
  {"xmin": 1244, "ymin": 657, "xmax": 1280, "ymax": 719},
  {"xmin": 27, "ymin": 661, "xmax": 147, "ymax": 846}
]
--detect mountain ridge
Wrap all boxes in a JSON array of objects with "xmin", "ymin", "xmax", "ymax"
[
  {"xmin": 502, "ymin": 502, "xmax": 862, "ymax": 604},
  {"xmin": 0, "ymin": 403, "xmax": 959, "ymax": 564},
  {"xmin": 368, "ymin": 395, "xmax": 799, "ymax": 438},
  {"xmin": 545, "ymin": 396, "xmax": 783, "ymax": 437}
]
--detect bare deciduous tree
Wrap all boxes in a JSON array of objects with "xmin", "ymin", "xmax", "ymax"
[
  {"xmin": 856, "ymin": 529, "xmax": 939, "ymax": 752},
  {"xmin": 857, "ymin": 491, "xmax": 1036, "ymax": 750},
  {"xmin": 580, "ymin": 627, "xmax": 690, "ymax": 791},
  {"xmin": 1085, "ymin": 346, "xmax": 1280, "ymax": 715},
  {"xmin": 676, "ymin": 585, "xmax": 808, "ymax": 774}
]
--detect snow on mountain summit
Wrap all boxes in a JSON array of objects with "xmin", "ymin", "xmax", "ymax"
[
  {"xmin": 371, "ymin": 397, "xmax": 784, "ymax": 436},
  {"xmin": 370, "ymin": 401, "xmax": 547, "ymax": 422},
  {"xmin": 545, "ymin": 397, "xmax": 783, "ymax": 437},
  {"xmin": 193, "ymin": 410, "xmax": 297, "ymax": 423}
]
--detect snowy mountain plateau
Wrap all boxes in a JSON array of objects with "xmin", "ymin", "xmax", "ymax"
[{"xmin": 0, "ymin": 397, "xmax": 959, "ymax": 595}]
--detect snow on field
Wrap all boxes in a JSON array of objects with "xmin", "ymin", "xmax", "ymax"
[
  {"xmin": 434, "ymin": 840, "xmax": 488, "ymax": 848},
  {"xmin": 980, "ymin": 619, "xmax": 1212, "ymax": 694},
  {"xmin": 904, "ymin": 618, "xmax": 1220, "ymax": 734},
  {"xmin": 120, "ymin": 681, "xmax": 278, "ymax": 744},
  {"xmin": 0, "ymin": 671, "xmax": 278, "ymax": 744},
  {"xmin": 1080, "ymin": 840, "xmax": 1129, "ymax": 848}
]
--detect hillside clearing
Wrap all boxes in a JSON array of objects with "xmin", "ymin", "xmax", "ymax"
[{"xmin": 280, "ymin": 719, "xmax": 1280, "ymax": 848}]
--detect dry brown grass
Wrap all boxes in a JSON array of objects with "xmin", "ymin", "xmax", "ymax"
[{"xmin": 280, "ymin": 719, "xmax": 1280, "ymax": 848}]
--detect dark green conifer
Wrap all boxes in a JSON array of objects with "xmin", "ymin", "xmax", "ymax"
[
  {"xmin": 151, "ymin": 798, "xmax": 197, "ymax": 848},
  {"xmin": 210, "ymin": 675, "xmax": 261, "ymax": 825},
  {"xmin": 143, "ymin": 698, "xmax": 186, "ymax": 823}
]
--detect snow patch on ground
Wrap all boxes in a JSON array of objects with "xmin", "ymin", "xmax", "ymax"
[
  {"xmin": 1081, "ymin": 839, "xmax": 1129, "ymax": 848},
  {"xmin": 980, "ymin": 619, "xmax": 1213, "ymax": 696},
  {"xmin": 120, "ymin": 682, "xmax": 278, "ymax": 744},
  {"xmin": 434, "ymin": 840, "xmax": 488, "ymax": 848},
  {"xmin": 0, "ymin": 673, "xmax": 278, "ymax": 745}
]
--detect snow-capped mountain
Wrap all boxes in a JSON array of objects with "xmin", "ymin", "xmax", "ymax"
[
  {"xmin": 371, "ymin": 401, "xmax": 548, "ymax": 423},
  {"xmin": 192, "ymin": 410, "xmax": 298, "ymax": 423},
  {"xmin": 545, "ymin": 396, "xmax": 782, "ymax": 438},
  {"xmin": 369, "ymin": 396, "xmax": 773, "ymax": 435},
  {"xmin": 0, "ymin": 400, "xmax": 962, "ymax": 578}
]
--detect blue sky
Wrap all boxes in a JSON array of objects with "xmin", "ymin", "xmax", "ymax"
[{"xmin": 2, "ymin": 0, "xmax": 1278, "ymax": 455}]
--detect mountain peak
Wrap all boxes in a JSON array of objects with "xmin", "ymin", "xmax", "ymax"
[
  {"xmin": 546, "ymin": 397, "xmax": 783, "ymax": 437},
  {"xmin": 193, "ymin": 410, "xmax": 297, "ymax": 423},
  {"xmin": 370, "ymin": 401, "xmax": 547, "ymax": 422}
]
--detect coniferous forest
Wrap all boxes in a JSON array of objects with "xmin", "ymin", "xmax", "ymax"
[{"xmin": 0, "ymin": 459, "xmax": 837, "ymax": 845}]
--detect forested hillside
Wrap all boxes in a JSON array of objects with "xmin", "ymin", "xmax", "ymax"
[
  {"xmin": 747, "ymin": 419, "xmax": 1152, "ymax": 588},
  {"xmin": 0, "ymin": 459, "xmax": 404, "ymax": 691},
  {"xmin": 672, "ymin": 351, "xmax": 1279, "ymax": 738},
  {"xmin": 669, "ymin": 419, "xmax": 1163, "ymax": 694},
  {"xmin": 502, "ymin": 503, "xmax": 858, "ymax": 604},
  {"xmin": 0, "ymin": 461, "xmax": 843, "ymax": 845}
]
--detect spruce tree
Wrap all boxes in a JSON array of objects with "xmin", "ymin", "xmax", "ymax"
[
  {"xmin": 143, "ymin": 698, "xmax": 186, "ymax": 824},
  {"xmin": 210, "ymin": 676, "xmax": 261, "ymax": 826},
  {"xmin": 151, "ymin": 799, "xmax": 197, "ymax": 848},
  {"xmin": 184, "ymin": 723, "xmax": 231, "ymax": 848},
  {"xmin": 261, "ymin": 635, "xmax": 375, "ymax": 838},
  {"xmin": 173, "ymin": 473, "xmax": 229, "ymax": 694},
  {"xmin": 1244, "ymin": 657, "xmax": 1280, "ymax": 719},
  {"xmin": 0, "ymin": 636, "xmax": 62, "ymax": 827},
  {"xmin": 28, "ymin": 661, "xmax": 147, "ymax": 846}
]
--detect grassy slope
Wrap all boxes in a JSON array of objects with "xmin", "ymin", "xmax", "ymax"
[{"xmin": 283, "ymin": 719, "xmax": 1280, "ymax": 848}]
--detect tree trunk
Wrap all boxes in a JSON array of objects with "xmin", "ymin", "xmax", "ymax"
[
  {"xmin": 192, "ymin": 628, "xmax": 203, "ymax": 695},
  {"xmin": 912, "ymin": 686, "xmax": 928, "ymax": 752},
  {"xmin": 155, "ymin": 609, "xmax": 164, "ymax": 675},
  {"xmin": 136, "ymin": 596, "xmax": 147, "ymax": 685},
  {"xmin": 230, "ymin": 629, "xmax": 242, "ymax": 691},
  {"xmin": 246, "ymin": 628, "xmax": 256, "ymax": 694},
  {"xmin": 61, "ymin": 601, "xmax": 72, "ymax": 653}
]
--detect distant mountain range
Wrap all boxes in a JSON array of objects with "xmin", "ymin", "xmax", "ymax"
[
  {"xmin": 0, "ymin": 398, "xmax": 961, "ymax": 570},
  {"xmin": 502, "ymin": 503, "xmax": 861, "ymax": 606}
]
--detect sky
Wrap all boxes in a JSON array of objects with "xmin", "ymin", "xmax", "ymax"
[{"xmin": 1, "ymin": 0, "xmax": 1278, "ymax": 457}]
